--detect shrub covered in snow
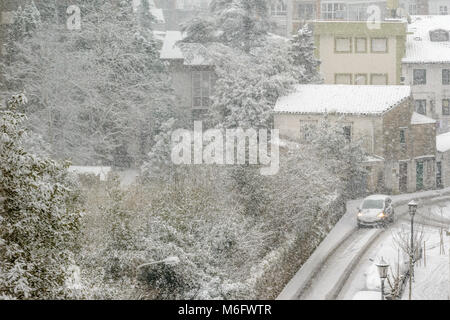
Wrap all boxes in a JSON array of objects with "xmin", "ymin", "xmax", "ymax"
[{"xmin": 0, "ymin": 94, "xmax": 82, "ymax": 299}]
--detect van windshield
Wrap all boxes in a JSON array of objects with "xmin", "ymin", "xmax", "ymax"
[{"xmin": 362, "ymin": 199, "xmax": 384, "ymax": 209}]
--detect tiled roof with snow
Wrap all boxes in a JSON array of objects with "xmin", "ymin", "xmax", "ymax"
[
  {"xmin": 274, "ymin": 85, "xmax": 411, "ymax": 115},
  {"xmin": 160, "ymin": 31, "xmax": 184, "ymax": 60},
  {"xmin": 410, "ymin": 112, "xmax": 436, "ymax": 125},
  {"xmin": 159, "ymin": 31, "xmax": 213, "ymax": 66},
  {"xmin": 437, "ymin": 132, "xmax": 450, "ymax": 153},
  {"xmin": 403, "ymin": 15, "xmax": 450, "ymax": 64}
]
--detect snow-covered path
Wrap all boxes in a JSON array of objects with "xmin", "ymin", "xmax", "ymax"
[{"xmin": 300, "ymin": 228, "xmax": 380, "ymax": 299}]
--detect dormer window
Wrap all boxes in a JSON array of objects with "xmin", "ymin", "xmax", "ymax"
[{"xmin": 429, "ymin": 29, "xmax": 449, "ymax": 42}]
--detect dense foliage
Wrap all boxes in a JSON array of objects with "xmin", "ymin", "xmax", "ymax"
[
  {"xmin": 0, "ymin": 94, "xmax": 81, "ymax": 299},
  {"xmin": 1, "ymin": 0, "xmax": 174, "ymax": 167}
]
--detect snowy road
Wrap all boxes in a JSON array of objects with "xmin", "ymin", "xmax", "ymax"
[
  {"xmin": 279, "ymin": 191, "xmax": 450, "ymax": 300},
  {"xmin": 337, "ymin": 206, "xmax": 450, "ymax": 300}
]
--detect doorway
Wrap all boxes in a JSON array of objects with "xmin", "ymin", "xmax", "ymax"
[
  {"xmin": 399, "ymin": 162, "xmax": 408, "ymax": 193},
  {"xmin": 416, "ymin": 161, "xmax": 424, "ymax": 191}
]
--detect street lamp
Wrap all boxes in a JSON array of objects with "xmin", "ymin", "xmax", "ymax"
[
  {"xmin": 376, "ymin": 257, "xmax": 390, "ymax": 300},
  {"xmin": 408, "ymin": 200, "xmax": 418, "ymax": 300}
]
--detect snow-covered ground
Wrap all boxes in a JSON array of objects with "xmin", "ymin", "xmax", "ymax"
[
  {"xmin": 340, "ymin": 216, "xmax": 450, "ymax": 300},
  {"xmin": 400, "ymin": 226, "xmax": 450, "ymax": 300}
]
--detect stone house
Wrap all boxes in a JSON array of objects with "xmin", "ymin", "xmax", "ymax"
[
  {"xmin": 160, "ymin": 31, "xmax": 216, "ymax": 120},
  {"xmin": 273, "ymin": 84, "xmax": 437, "ymax": 193},
  {"xmin": 402, "ymin": 15, "xmax": 450, "ymax": 133},
  {"xmin": 436, "ymin": 132, "xmax": 450, "ymax": 188}
]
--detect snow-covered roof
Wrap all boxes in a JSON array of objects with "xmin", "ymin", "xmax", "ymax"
[
  {"xmin": 150, "ymin": 8, "xmax": 165, "ymax": 24},
  {"xmin": 436, "ymin": 132, "xmax": 450, "ymax": 153},
  {"xmin": 403, "ymin": 15, "xmax": 450, "ymax": 64},
  {"xmin": 410, "ymin": 112, "xmax": 436, "ymax": 125},
  {"xmin": 159, "ymin": 31, "xmax": 213, "ymax": 66},
  {"xmin": 274, "ymin": 85, "xmax": 411, "ymax": 115},
  {"xmin": 160, "ymin": 31, "xmax": 184, "ymax": 60}
]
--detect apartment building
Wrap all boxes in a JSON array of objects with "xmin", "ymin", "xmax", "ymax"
[
  {"xmin": 313, "ymin": 20, "xmax": 407, "ymax": 85},
  {"xmin": 402, "ymin": 15, "xmax": 450, "ymax": 133}
]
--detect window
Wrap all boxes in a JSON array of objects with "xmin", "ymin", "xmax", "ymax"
[
  {"xmin": 192, "ymin": 71, "xmax": 215, "ymax": 109},
  {"xmin": 355, "ymin": 74, "xmax": 367, "ymax": 85},
  {"xmin": 443, "ymin": 69, "xmax": 450, "ymax": 85},
  {"xmin": 430, "ymin": 29, "xmax": 449, "ymax": 42},
  {"xmin": 335, "ymin": 37, "xmax": 352, "ymax": 53},
  {"xmin": 409, "ymin": 4, "xmax": 417, "ymax": 15},
  {"xmin": 343, "ymin": 125, "xmax": 352, "ymax": 141},
  {"xmin": 297, "ymin": 3, "xmax": 315, "ymax": 20},
  {"xmin": 300, "ymin": 120, "xmax": 318, "ymax": 140},
  {"xmin": 321, "ymin": 3, "xmax": 346, "ymax": 20},
  {"xmin": 400, "ymin": 129, "xmax": 406, "ymax": 144},
  {"xmin": 362, "ymin": 199, "xmax": 384, "ymax": 209},
  {"xmin": 413, "ymin": 69, "xmax": 426, "ymax": 85},
  {"xmin": 349, "ymin": 6, "xmax": 369, "ymax": 21},
  {"xmin": 335, "ymin": 73, "xmax": 352, "ymax": 84},
  {"xmin": 443, "ymin": 99, "xmax": 450, "ymax": 115},
  {"xmin": 440, "ymin": 6, "xmax": 448, "ymax": 15},
  {"xmin": 415, "ymin": 100, "xmax": 427, "ymax": 115},
  {"xmin": 355, "ymin": 37, "xmax": 367, "ymax": 53},
  {"xmin": 437, "ymin": 162, "xmax": 442, "ymax": 188},
  {"xmin": 371, "ymin": 38, "xmax": 387, "ymax": 53},
  {"xmin": 370, "ymin": 74, "xmax": 388, "ymax": 85},
  {"xmin": 271, "ymin": 0, "xmax": 287, "ymax": 16}
]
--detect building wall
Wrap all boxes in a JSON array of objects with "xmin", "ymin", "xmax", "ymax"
[
  {"xmin": 273, "ymin": 113, "xmax": 384, "ymax": 155},
  {"xmin": 382, "ymin": 98, "xmax": 413, "ymax": 160},
  {"xmin": 428, "ymin": 0, "xmax": 450, "ymax": 15},
  {"xmin": 313, "ymin": 21, "xmax": 407, "ymax": 85},
  {"xmin": 403, "ymin": 63, "xmax": 450, "ymax": 133},
  {"xmin": 167, "ymin": 62, "xmax": 216, "ymax": 121},
  {"xmin": 169, "ymin": 62, "xmax": 193, "ymax": 109},
  {"xmin": 437, "ymin": 150, "xmax": 450, "ymax": 188}
]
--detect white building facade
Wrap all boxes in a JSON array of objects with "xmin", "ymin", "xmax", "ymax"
[{"xmin": 402, "ymin": 15, "xmax": 450, "ymax": 133}]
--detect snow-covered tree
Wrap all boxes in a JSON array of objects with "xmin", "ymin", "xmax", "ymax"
[
  {"xmin": 183, "ymin": 0, "xmax": 271, "ymax": 52},
  {"xmin": 0, "ymin": 94, "xmax": 81, "ymax": 299},
  {"xmin": 289, "ymin": 24, "xmax": 322, "ymax": 83},
  {"xmin": 1, "ymin": 1, "xmax": 174, "ymax": 167},
  {"xmin": 207, "ymin": 40, "xmax": 296, "ymax": 129},
  {"xmin": 308, "ymin": 119, "xmax": 368, "ymax": 199},
  {"xmin": 9, "ymin": 1, "xmax": 41, "ymax": 42}
]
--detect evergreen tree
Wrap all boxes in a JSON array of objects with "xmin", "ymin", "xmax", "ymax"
[
  {"xmin": 184, "ymin": 0, "xmax": 271, "ymax": 52},
  {"xmin": 289, "ymin": 24, "xmax": 321, "ymax": 83},
  {"xmin": 9, "ymin": 1, "xmax": 41, "ymax": 42}
]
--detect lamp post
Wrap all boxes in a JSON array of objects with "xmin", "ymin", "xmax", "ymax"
[
  {"xmin": 376, "ymin": 257, "xmax": 390, "ymax": 300},
  {"xmin": 408, "ymin": 200, "xmax": 418, "ymax": 300}
]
